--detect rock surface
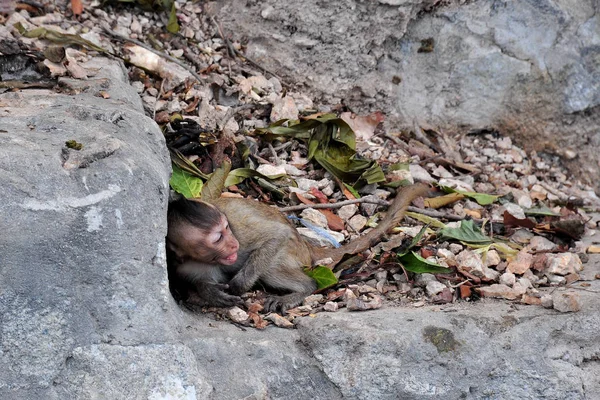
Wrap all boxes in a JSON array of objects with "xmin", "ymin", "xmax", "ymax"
[
  {"xmin": 2, "ymin": 57, "xmax": 600, "ymax": 400},
  {"xmin": 213, "ymin": 0, "xmax": 600, "ymax": 191}
]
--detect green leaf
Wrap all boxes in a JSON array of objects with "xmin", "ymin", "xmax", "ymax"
[
  {"xmin": 397, "ymin": 225, "xmax": 429, "ymax": 257},
  {"xmin": 524, "ymin": 206, "xmax": 560, "ymax": 216},
  {"xmin": 405, "ymin": 211, "xmax": 447, "ymax": 229},
  {"xmin": 224, "ymin": 168, "xmax": 287, "ymax": 188},
  {"xmin": 166, "ymin": 2, "xmax": 180, "ymax": 33},
  {"xmin": 256, "ymin": 114, "xmax": 384, "ymax": 185},
  {"xmin": 439, "ymin": 220, "xmax": 492, "ymax": 244},
  {"xmin": 398, "ymin": 251, "xmax": 452, "ymax": 274},
  {"xmin": 170, "ymin": 163, "xmax": 203, "ymax": 198},
  {"xmin": 169, "ymin": 149, "xmax": 210, "ymax": 179},
  {"xmin": 201, "ymin": 161, "xmax": 231, "ymax": 201},
  {"xmin": 343, "ymin": 183, "xmax": 361, "ymax": 199},
  {"xmin": 441, "ymin": 186, "xmax": 499, "ymax": 206},
  {"xmin": 18, "ymin": 26, "xmax": 108, "ymax": 53},
  {"xmin": 304, "ymin": 266, "xmax": 338, "ymax": 289}
]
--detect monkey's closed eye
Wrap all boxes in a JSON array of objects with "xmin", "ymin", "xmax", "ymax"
[{"xmin": 214, "ymin": 234, "xmax": 223, "ymax": 243}]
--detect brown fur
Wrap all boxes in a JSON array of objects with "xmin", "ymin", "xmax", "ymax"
[{"xmin": 167, "ymin": 184, "xmax": 427, "ymax": 312}]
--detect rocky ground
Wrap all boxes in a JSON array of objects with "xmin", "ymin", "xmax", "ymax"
[{"xmin": 1, "ymin": 0, "xmax": 599, "ymax": 330}]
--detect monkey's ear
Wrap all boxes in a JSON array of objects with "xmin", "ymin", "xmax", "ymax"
[{"xmin": 166, "ymin": 239, "xmax": 185, "ymax": 261}]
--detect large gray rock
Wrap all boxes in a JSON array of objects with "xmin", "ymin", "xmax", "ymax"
[
  {"xmin": 0, "ymin": 57, "xmax": 339, "ymax": 399},
  {"xmin": 212, "ymin": 0, "xmax": 600, "ymax": 191}
]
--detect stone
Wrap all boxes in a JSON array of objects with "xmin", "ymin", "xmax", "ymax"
[
  {"xmin": 541, "ymin": 294, "xmax": 554, "ymax": 308},
  {"xmin": 295, "ymin": 178, "xmax": 319, "ymax": 191},
  {"xmin": 337, "ymin": 204, "xmax": 358, "ymax": 220},
  {"xmin": 323, "ymin": 301, "xmax": 339, "ymax": 312},
  {"xmin": 270, "ymin": 95, "xmax": 299, "ymax": 122},
  {"xmin": 456, "ymin": 250, "xmax": 499, "ymax": 280},
  {"xmin": 426, "ymin": 281, "xmax": 447, "ymax": 296},
  {"xmin": 256, "ymin": 163, "xmax": 287, "ymax": 177},
  {"xmin": 414, "ymin": 273, "xmax": 437, "ymax": 288},
  {"xmin": 300, "ymin": 208, "xmax": 329, "ymax": 228},
  {"xmin": 552, "ymin": 292, "xmax": 581, "ymax": 313},
  {"xmin": 449, "ymin": 243, "xmax": 463, "ymax": 254},
  {"xmin": 521, "ymin": 294, "xmax": 542, "ymax": 306},
  {"xmin": 484, "ymin": 249, "xmax": 501, "ymax": 267},
  {"xmin": 347, "ymin": 215, "xmax": 368, "ymax": 231},
  {"xmin": 303, "ymin": 294, "xmax": 325, "ymax": 307},
  {"xmin": 503, "ymin": 203, "xmax": 526, "ymax": 219},
  {"xmin": 507, "ymin": 250, "xmax": 533, "ymax": 275},
  {"xmin": 509, "ymin": 229, "xmax": 535, "ymax": 244},
  {"xmin": 528, "ymin": 236, "xmax": 556, "ymax": 251},
  {"xmin": 228, "ymin": 306, "xmax": 250, "ymax": 323},
  {"xmin": 545, "ymin": 253, "xmax": 584, "ymax": 276},
  {"xmin": 478, "ymin": 284, "xmax": 521, "ymax": 300},
  {"xmin": 499, "ymin": 272, "xmax": 516, "ymax": 287},
  {"xmin": 409, "ymin": 164, "xmax": 436, "ymax": 183}
]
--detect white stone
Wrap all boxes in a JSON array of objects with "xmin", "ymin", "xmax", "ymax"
[
  {"xmin": 256, "ymin": 163, "xmax": 287, "ymax": 177},
  {"xmin": 338, "ymin": 204, "xmax": 358, "ymax": 220},
  {"xmin": 300, "ymin": 208, "xmax": 329, "ymax": 228}
]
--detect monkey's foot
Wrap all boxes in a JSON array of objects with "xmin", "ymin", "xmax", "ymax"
[{"xmin": 264, "ymin": 293, "xmax": 307, "ymax": 314}]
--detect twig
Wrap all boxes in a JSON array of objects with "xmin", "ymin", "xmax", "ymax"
[
  {"xmin": 278, "ymin": 197, "xmax": 390, "ymax": 212},
  {"xmin": 407, "ymin": 206, "xmax": 484, "ymax": 223},
  {"xmin": 102, "ymin": 27, "xmax": 204, "ymax": 84},
  {"xmin": 268, "ymin": 143, "xmax": 281, "ymax": 165}
]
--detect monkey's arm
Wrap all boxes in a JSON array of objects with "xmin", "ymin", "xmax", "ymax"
[
  {"xmin": 177, "ymin": 262, "xmax": 243, "ymax": 307},
  {"xmin": 227, "ymin": 239, "xmax": 285, "ymax": 295}
]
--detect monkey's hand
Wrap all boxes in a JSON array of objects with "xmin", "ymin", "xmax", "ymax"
[{"xmin": 189, "ymin": 282, "xmax": 244, "ymax": 308}]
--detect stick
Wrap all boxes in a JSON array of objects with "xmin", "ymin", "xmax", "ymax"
[
  {"xmin": 102, "ymin": 27, "xmax": 205, "ymax": 84},
  {"xmin": 278, "ymin": 197, "xmax": 390, "ymax": 212}
]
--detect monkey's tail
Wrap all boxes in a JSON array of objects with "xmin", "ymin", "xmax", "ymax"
[{"xmin": 310, "ymin": 183, "xmax": 429, "ymax": 266}]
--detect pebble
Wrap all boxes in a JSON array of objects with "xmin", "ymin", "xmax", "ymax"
[
  {"xmin": 499, "ymin": 272, "xmax": 516, "ymax": 287},
  {"xmin": 227, "ymin": 306, "xmax": 249, "ymax": 323},
  {"xmin": 528, "ymin": 236, "xmax": 556, "ymax": 251},
  {"xmin": 507, "ymin": 250, "xmax": 533, "ymax": 275},
  {"xmin": 300, "ymin": 208, "xmax": 329, "ymax": 228},
  {"xmin": 552, "ymin": 292, "xmax": 581, "ymax": 313},
  {"xmin": 348, "ymin": 215, "xmax": 368, "ymax": 231},
  {"xmin": 478, "ymin": 284, "xmax": 520, "ymax": 300},
  {"xmin": 270, "ymin": 95, "xmax": 299, "ymax": 122},
  {"xmin": 338, "ymin": 204, "xmax": 358, "ymax": 220},
  {"xmin": 323, "ymin": 301, "xmax": 339, "ymax": 312},
  {"xmin": 303, "ymin": 294, "xmax": 324, "ymax": 307},
  {"xmin": 414, "ymin": 273, "xmax": 437, "ymax": 288},
  {"xmin": 545, "ymin": 253, "xmax": 583, "ymax": 276},
  {"xmin": 426, "ymin": 281, "xmax": 447, "ymax": 296},
  {"xmin": 256, "ymin": 164, "xmax": 287, "ymax": 177},
  {"xmin": 409, "ymin": 164, "xmax": 436, "ymax": 183}
]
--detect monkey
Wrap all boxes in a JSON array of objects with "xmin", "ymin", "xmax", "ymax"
[{"xmin": 166, "ymin": 184, "xmax": 428, "ymax": 313}]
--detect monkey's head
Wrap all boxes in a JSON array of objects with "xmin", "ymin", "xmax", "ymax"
[{"xmin": 167, "ymin": 198, "xmax": 240, "ymax": 265}]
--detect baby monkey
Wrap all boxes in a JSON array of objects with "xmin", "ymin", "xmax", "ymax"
[{"xmin": 166, "ymin": 184, "xmax": 428, "ymax": 312}]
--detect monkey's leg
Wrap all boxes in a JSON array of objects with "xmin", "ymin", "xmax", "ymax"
[{"xmin": 261, "ymin": 264, "xmax": 317, "ymax": 313}]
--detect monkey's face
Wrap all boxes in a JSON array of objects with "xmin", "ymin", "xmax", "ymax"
[
  {"xmin": 203, "ymin": 216, "xmax": 239, "ymax": 265},
  {"xmin": 169, "ymin": 216, "xmax": 240, "ymax": 265}
]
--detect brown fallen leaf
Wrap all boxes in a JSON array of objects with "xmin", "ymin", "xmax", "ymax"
[
  {"xmin": 71, "ymin": 0, "xmax": 83, "ymax": 15},
  {"xmin": 249, "ymin": 312, "xmax": 268, "ymax": 329},
  {"xmin": 423, "ymin": 192, "xmax": 464, "ymax": 209}
]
